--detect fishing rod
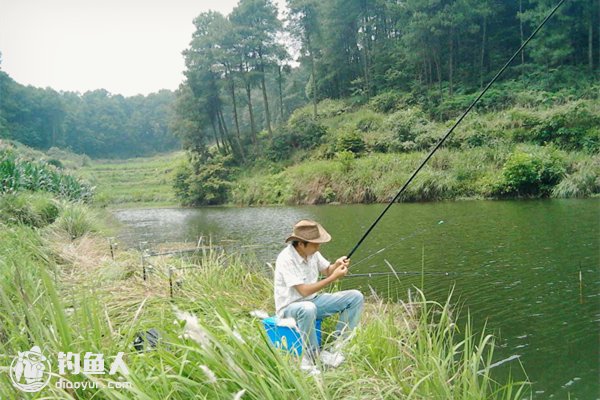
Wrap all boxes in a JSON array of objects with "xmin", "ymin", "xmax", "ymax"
[{"xmin": 346, "ymin": 0, "xmax": 566, "ymax": 261}]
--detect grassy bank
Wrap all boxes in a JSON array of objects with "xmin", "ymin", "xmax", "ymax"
[
  {"xmin": 0, "ymin": 195, "xmax": 526, "ymax": 399},
  {"xmin": 76, "ymin": 152, "xmax": 184, "ymax": 208},
  {"xmin": 232, "ymin": 144, "xmax": 599, "ymax": 205}
]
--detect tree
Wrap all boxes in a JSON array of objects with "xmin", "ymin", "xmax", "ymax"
[
  {"xmin": 287, "ymin": 0, "xmax": 321, "ymax": 118},
  {"xmin": 230, "ymin": 0, "xmax": 284, "ymax": 140}
]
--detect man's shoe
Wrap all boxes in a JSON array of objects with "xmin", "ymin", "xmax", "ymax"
[
  {"xmin": 320, "ymin": 350, "xmax": 345, "ymax": 368},
  {"xmin": 300, "ymin": 354, "xmax": 321, "ymax": 376}
]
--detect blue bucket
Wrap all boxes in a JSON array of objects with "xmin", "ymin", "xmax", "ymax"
[{"xmin": 262, "ymin": 316, "xmax": 322, "ymax": 356}]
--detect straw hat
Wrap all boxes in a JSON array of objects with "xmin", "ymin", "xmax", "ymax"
[{"xmin": 285, "ymin": 220, "xmax": 331, "ymax": 243}]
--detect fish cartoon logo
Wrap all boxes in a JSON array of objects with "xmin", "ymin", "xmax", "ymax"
[{"xmin": 10, "ymin": 346, "xmax": 51, "ymax": 392}]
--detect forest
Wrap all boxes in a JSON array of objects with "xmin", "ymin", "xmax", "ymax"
[
  {"xmin": 0, "ymin": 69, "xmax": 178, "ymax": 158},
  {"xmin": 1, "ymin": 0, "xmax": 599, "ymax": 204}
]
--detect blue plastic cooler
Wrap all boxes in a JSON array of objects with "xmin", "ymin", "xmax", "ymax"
[{"xmin": 262, "ymin": 316, "xmax": 322, "ymax": 356}]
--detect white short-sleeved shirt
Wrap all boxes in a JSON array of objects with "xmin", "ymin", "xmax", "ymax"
[{"xmin": 274, "ymin": 244, "xmax": 330, "ymax": 316}]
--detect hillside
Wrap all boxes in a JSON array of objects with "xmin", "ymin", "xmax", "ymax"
[{"xmin": 174, "ymin": 84, "xmax": 599, "ymax": 206}]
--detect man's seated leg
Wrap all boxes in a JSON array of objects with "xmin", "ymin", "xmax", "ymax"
[
  {"xmin": 313, "ymin": 289, "xmax": 364, "ymax": 336},
  {"xmin": 313, "ymin": 289, "xmax": 364, "ymax": 366},
  {"xmin": 282, "ymin": 301, "xmax": 320, "ymax": 361}
]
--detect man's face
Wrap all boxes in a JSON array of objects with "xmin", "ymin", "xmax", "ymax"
[{"xmin": 300, "ymin": 242, "xmax": 321, "ymax": 257}]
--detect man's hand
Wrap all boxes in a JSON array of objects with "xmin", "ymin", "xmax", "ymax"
[
  {"xmin": 326, "ymin": 256, "xmax": 350, "ymax": 277},
  {"xmin": 331, "ymin": 263, "xmax": 348, "ymax": 280},
  {"xmin": 335, "ymin": 256, "xmax": 350, "ymax": 268}
]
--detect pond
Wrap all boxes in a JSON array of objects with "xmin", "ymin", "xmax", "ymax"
[{"xmin": 114, "ymin": 199, "xmax": 599, "ymax": 399}]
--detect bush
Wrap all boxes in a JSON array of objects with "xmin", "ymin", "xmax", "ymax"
[
  {"xmin": 355, "ymin": 112, "xmax": 383, "ymax": 133},
  {"xmin": 384, "ymin": 108, "xmax": 428, "ymax": 144},
  {"xmin": 369, "ymin": 91, "xmax": 404, "ymax": 113},
  {"xmin": 530, "ymin": 103, "xmax": 599, "ymax": 151},
  {"xmin": 496, "ymin": 146, "xmax": 566, "ymax": 196},
  {"xmin": 173, "ymin": 154, "xmax": 235, "ymax": 206},
  {"xmin": 316, "ymin": 99, "xmax": 349, "ymax": 118},
  {"xmin": 336, "ymin": 131, "xmax": 366, "ymax": 154}
]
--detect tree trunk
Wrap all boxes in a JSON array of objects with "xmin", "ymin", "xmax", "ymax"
[
  {"xmin": 480, "ymin": 14, "xmax": 487, "ymax": 88},
  {"xmin": 227, "ymin": 69, "xmax": 244, "ymax": 160},
  {"xmin": 307, "ymin": 34, "xmax": 318, "ymax": 119},
  {"xmin": 362, "ymin": 15, "xmax": 371, "ymax": 98},
  {"xmin": 218, "ymin": 109, "xmax": 235, "ymax": 155},
  {"xmin": 278, "ymin": 65, "xmax": 284, "ymax": 122},
  {"xmin": 434, "ymin": 54, "xmax": 442, "ymax": 100},
  {"xmin": 216, "ymin": 111, "xmax": 229, "ymax": 155},
  {"xmin": 210, "ymin": 117, "xmax": 221, "ymax": 152},
  {"xmin": 245, "ymin": 82, "xmax": 258, "ymax": 151},
  {"xmin": 449, "ymin": 26, "xmax": 454, "ymax": 96},
  {"xmin": 259, "ymin": 51, "xmax": 273, "ymax": 140},
  {"xmin": 519, "ymin": 0, "xmax": 525, "ymax": 65},
  {"xmin": 589, "ymin": 6, "xmax": 593, "ymax": 71}
]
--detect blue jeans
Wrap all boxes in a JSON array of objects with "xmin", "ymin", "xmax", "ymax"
[{"xmin": 282, "ymin": 290, "xmax": 364, "ymax": 355}]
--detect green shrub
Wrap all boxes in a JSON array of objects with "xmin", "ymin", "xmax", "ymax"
[
  {"xmin": 46, "ymin": 158, "xmax": 64, "ymax": 169},
  {"xmin": 173, "ymin": 154, "xmax": 235, "ymax": 206},
  {"xmin": 384, "ymin": 108, "xmax": 428, "ymax": 144},
  {"xmin": 530, "ymin": 103, "xmax": 599, "ymax": 151},
  {"xmin": 336, "ymin": 131, "xmax": 366, "ymax": 154},
  {"xmin": 54, "ymin": 203, "xmax": 97, "ymax": 239},
  {"xmin": 369, "ymin": 91, "xmax": 404, "ymax": 113},
  {"xmin": 355, "ymin": 112, "xmax": 383, "ymax": 133},
  {"xmin": 496, "ymin": 146, "xmax": 566, "ymax": 196},
  {"xmin": 27, "ymin": 193, "xmax": 61, "ymax": 225},
  {"xmin": 335, "ymin": 150, "xmax": 356, "ymax": 173},
  {"xmin": 316, "ymin": 99, "xmax": 349, "ymax": 118}
]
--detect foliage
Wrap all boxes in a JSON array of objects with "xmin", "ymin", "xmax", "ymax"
[
  {"xmin": 0, "ymin": 148, "xmax": 93, "ymax": 201},
  {"xmin": 369, "ymin": 91, "xmax": 405, "ymax": 113},
  {"xmin": 0, "ymin": 70, "xmax": 178, "ymax": 158},
  {"xmin": 336, "ymin": 131, "xmax": 366, "ymax": 154},
  {"xmin": 53, "ymin": 203, "xmax": 98, "ymax": 240},
  {"xmin": 552, "ymin": 158, "xmax": 600, "ymax": 198},
  {"xmin": 174, "ymin": 153, "xmax": 235, "ymax": 206},
  {"xmin": 0, "ymin": 192, "xmax": 61, "ymax": 228},
  {"xmin": 495, "ymin": 146, "xmax": 566, "ymax": 197}
]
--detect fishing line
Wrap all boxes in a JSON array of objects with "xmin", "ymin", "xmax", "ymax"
[
  {"xmin": 350, "ymin": 220, "xmax": 445, "ymax": 269},
  {"xmin": 346, "ymin": 271, "xmax": 458, "ymax": 278},
  {"xmin": 346, "ymin": 0, "xmax": 566, "ymax": 260}
]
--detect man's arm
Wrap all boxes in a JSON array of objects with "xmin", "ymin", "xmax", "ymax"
[{"xmin": 294, "ymin": 264, "xmax": 348, "ymax": 297}]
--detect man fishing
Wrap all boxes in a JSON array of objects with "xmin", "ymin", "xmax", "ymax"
[{"xmin": 274, "ymin": 219, "xmax": 364, "ymax": 374}]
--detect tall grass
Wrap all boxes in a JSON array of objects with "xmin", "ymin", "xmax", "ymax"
[{"xmin": 0, "ymin": 218, "xmax": 527, "ymax": 399}]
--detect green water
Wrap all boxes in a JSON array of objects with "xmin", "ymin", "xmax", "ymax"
[{"xmin": 115, "ymin": 199, "xmax": 600, "ymax": 399}]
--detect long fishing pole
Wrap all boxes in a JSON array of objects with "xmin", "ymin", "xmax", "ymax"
[{"xmin": 346, "ymin": 0, "xmax": 566, "ymax": 260}]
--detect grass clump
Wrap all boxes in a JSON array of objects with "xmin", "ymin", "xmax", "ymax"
[
  {"xmin": 0, "ymin": 192, "xmax": 61, "ymax": 227},
  {"xmin": 52, "ymin": 203, "xmax": 99, "ymax": 239}
]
